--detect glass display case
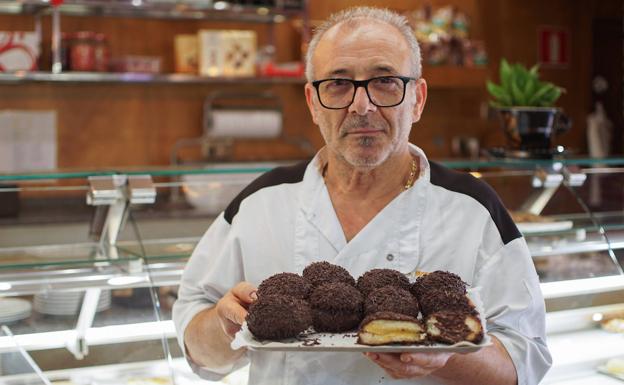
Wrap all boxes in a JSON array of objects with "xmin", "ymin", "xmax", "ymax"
[{"xmin": 1, "ymin": 158, "xmax": 623, "ymax": 385}]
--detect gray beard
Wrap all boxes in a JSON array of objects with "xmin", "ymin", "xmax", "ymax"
[{"xmin": 357, "ymin": 136, "xmax": 376, "ymax": 147}]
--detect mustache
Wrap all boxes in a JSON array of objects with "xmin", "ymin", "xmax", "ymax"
[{"xmin": 339, "ymin": 115, "xmax": 387, "ymax": 137}]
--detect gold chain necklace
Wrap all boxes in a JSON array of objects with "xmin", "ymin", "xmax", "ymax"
[{"xmin": 404, "ymin": 159, "xmax": 418, "ymax": 190}]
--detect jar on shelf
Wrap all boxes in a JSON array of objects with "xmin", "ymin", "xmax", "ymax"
[{"xmin": 69, "ymin": 31, "xmax": 96, "ymax": 71}]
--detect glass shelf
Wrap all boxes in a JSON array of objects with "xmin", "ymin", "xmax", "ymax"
[
  {"xmin": 0, "ymin": 0, "xmax": 305, "ymax": 22},
  {"xmin": 0, "ymin": 71, "xmax": 307, "ymax": 85},
  {"xmin": 2, "ymin": 157, "xmax": 624, "ymax": 182},
  {"xmin": 0, "ymin": 243, "xmax": 139, "ymax": 271}
]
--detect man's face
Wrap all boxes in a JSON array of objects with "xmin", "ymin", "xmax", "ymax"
[{"xmin": 305, "ymin": 19, "xmax": 427, "ymax": 168}]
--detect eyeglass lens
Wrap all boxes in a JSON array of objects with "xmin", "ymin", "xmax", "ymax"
[{"xmin": 318, "ymin": 77, "xmax": 406, "ymax": 109}]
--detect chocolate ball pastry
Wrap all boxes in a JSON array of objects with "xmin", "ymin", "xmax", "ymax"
[
  {"xmin": 364, "ymin": 286, "xmax": 420, "ymax": 318},
  {"xmin": 418, "ymin": 288, "xmax": 477, "ymax": 317},
  {"xmin": 309, "ymin": 282, "xmax": 363, "ymax": 332},
  {"xmin": 357, "ymin": 268, "xmax": 411, "ymax": 297},
  {"xmin": 425, "ymin": 310, "xmax": 483, "ymax": 344},
  {"xmin": 303, "ymin": 261, "xmax": 356, "ymax": 288},
  {"xmin": 411, "ymin": 270, "xmax": 467, "ymax": 300},
  {"xmin": 257, "ymin": 272, "xmax": 311, "ymax": 300},
  {"xmin": 358, "ymin": 311, "xmax": 426, "ymax": 346},
  {"xmin": 246, "ymin": 294, "xmax": 312, "ymax": 340}
]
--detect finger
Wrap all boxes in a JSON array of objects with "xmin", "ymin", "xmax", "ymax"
[
  {"xmin": 373, "ymin": 353, "xmax": 404, "ymax": 369},
  {"xmin": 231, "ymin": 282, "xmax": 258, "ymax": 304},
  {"xmin": 400, "ymin": 352, "xmax": 454, "ymax": 369},
  {"xmin": 218, "ymin": 294, "xmax": 249, "ymax": 326},
  {"xmin": 373, "ymin": 353, "xmax": 439, "ymax": 378},
  {"xmin": 217, "ymin": 300, "xmax": 249, "ymax": 337}
]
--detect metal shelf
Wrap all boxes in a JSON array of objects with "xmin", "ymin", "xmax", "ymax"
[
  {"xmin": 0, "ymin": 71, "xmax": 306, "ymax": 85},
  {"xmin": 0, "ymin": 0, "xmax": 304, "ymax": 22}
]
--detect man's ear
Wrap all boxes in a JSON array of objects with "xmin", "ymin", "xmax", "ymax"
[
  {"xmin": 305, "ymin": 83, "xmax": 319, "ymax": 125},
  {"xmin": 411, "ymin": 78, "xmax": 428, "ymax": 123}
]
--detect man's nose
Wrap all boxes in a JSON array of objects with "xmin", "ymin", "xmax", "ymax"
[{"xmin": 348, "ymin": 86, "xmax": 377, "ymax": 115}]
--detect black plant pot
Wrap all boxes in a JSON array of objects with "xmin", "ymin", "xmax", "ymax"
[{"xmin": 498, "ymin": 107, "xmax": 571, "ymax": 157}]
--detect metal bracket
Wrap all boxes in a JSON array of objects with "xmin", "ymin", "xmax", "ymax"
[
  {"xmin": 520, "ymin": 165, "xmax": 587, "ymax": 215},
  {"xmin": 562, "ymin": 166, "xmax": 588, "ymax": 187},
  {"xmin": 87, "ymin": 175, "xmax": 156, "ymax": 258},
  {"xmin": 520, "ymin": 167, "xmax": 564, "ymax": 215},
  {"xmin": 65, "ymin": 288, "xmax": 101, "ymax": 360}
]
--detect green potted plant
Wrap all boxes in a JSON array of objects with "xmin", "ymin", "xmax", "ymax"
[{"xmin": 487, "ymin": 59, "xmax": 570, "ymax": 157}]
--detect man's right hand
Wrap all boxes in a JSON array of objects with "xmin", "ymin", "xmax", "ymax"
[
  {"xmin": 184, "ymin": 281, "xmax": 258, "ymax": 369},
  {"xmin": 215, "ymin": 282, "xmax": 258, "ymax": 338}
]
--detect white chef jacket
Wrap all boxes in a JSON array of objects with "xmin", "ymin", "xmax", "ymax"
[{"xmin": 173, "ymin": 144, "xmax": 552, "ymax": 385}]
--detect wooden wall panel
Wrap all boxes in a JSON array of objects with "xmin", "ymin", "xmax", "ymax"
[{"xmin": 1, "ymin": 0, "xmax": 619, "ymax": 172}]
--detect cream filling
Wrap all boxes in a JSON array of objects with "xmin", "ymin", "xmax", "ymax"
[
  {"xmin": 359, "ymin": 320, "xmax": 426, "ymax": 345},
  {"xmin": 465, "ymin": 316, "xmax": 482, "ymax": 341}
]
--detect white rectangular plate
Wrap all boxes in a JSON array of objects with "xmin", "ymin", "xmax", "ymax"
[
  {"xmin": 232, "ymin": 324, "xmax": 491, "ymax": 353},
  {"xmin": 232, "ymin": 288, "xmax": 491, "ymax": 353}
]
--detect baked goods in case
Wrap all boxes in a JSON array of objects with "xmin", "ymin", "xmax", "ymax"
[
  {"xmin": 411, "ymin": 270, "xmax": 467, "ymax": 299},
  {"xmin": 418, "ymin": 288, "xmax": 477, "ymax": 318},
  {"xmin": 357, "ymin": 268, "xmax": 411, "ymax": 297},
  {"xmin": 605, "ymin": 358, "xmax": 624, "ymax": 375},
  {"xmin": 257, "ymin": 272, "xmax": 312, "ymax": 299},
  {"xmin": 358, "ymin": 311, "xmax": 426, "ymax": 345},
  {"xmin": 303, "ymin": 261, "xmax": 356, "ymax": 288},
  {"xmin": 602, "ymin": 318, "xmax": 624, "ymax": 334},
  {"xmin": 309, "ymin": 282, "xmax": 363, "ymax": 332},
  {"xmin": 425, "ymin": 310, "xmax": 483, "ymax": 344},
  {"xmin": 364, "ymin": 286, "xmax": 420, "ymax": 318},
  {"xmin": 246, "ymin": 294, "xmax": 312, "ymax": 340}
]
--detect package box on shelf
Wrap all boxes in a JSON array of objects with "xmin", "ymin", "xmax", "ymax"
[
  {"xmin": 198, "ymin": 30, "xmax": 257, "ymax": 77},
  {"xmin": 0, "ymin": 31, "xmax": 40, "ymax": 71},
  {"xmin": 174, "ymin": 34, "xmax": 198, "ymax": 74}
]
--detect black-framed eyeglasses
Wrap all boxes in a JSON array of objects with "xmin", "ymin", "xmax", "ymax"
[{"xmin": 311, "ymin": 75, "xmax": 416, "ymax": 110}]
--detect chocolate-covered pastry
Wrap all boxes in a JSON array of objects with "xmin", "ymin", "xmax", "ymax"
[
  {"xmin": 257, "ymin": 272, "xmax": 312, "ymax": 300},
  {"xmin": 246, "ymin": 294, "xmax": 312, "ymax": 340},
  {"xmin": 411, "ymin": 270, "xmax": 467, "ymax": 299},
  {"xmin": 364, "ymin": 286, "xmax": 420, "ymax": 318},
  {"xmin": 425, "ymin": 310, "xmax": 483, "ymax": 344},
  {"xmin": 418, "ymin": 288, "xmax": 476, "ymax": 317},
  {"xmin": 309, "ymin": 282, "xmax": 363, "ymax": 332},
  {"xmin": 357, "ymin": 268, "xmax": 411, "ymax": 297},
  {"xmin": 303, "ymin": 261, "xmax": 356, "ymax": 288},
  {"xmin": 358, "ymin": 311, "xmax": 426, "ymax": 345}
]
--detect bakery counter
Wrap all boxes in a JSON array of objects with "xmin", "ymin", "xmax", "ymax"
[
  {"xmin": 0, "ymin": 357, "xmax": 249, "ymax": 385},
  {"xmin": 1, "ymin": 159, "xmax": 624, "ymax": 384}
]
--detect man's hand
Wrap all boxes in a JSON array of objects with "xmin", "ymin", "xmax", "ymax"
[
  {"xmin": 215, "ymin": 282, "xmax": 258, "ymax": 338},
  {"xmin": 365, "ymin": 352, "xmax": 454, "ymax": 379}
]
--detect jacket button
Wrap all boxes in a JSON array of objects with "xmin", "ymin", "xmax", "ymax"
[{"xmin": 386, "ymin": 254, "xmax": 394, "ymax": 261}]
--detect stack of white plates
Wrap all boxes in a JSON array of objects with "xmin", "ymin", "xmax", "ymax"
[
  {"xmin": 34, "ymin": 290, "xmax": 111, "ymax": 316},
  {"xmin": 0, "ymin": 298, "xmax": 32, "ymax": 324}
]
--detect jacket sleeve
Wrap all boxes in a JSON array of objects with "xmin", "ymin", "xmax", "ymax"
[
  {"xmin": 172, "ymin": 212, "xmax": 249, "ymax": 380},
  {"xmin": 474, "ymin": 225, "xmax": 553, "ymax": 385}
]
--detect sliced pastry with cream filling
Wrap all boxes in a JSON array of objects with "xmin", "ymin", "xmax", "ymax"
[{"xmin": 357, "ymin": 311, "xmax": 427, "ymax": 345}]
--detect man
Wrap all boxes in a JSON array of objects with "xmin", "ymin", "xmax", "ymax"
[{"xmin": 173, "ymin": 6, "xmax": 552, "ymax": 385}]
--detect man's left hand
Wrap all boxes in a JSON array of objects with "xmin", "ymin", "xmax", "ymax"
[{"xmin": 364, "ymin": 352, "xmax": 454, "ymax": 379}]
